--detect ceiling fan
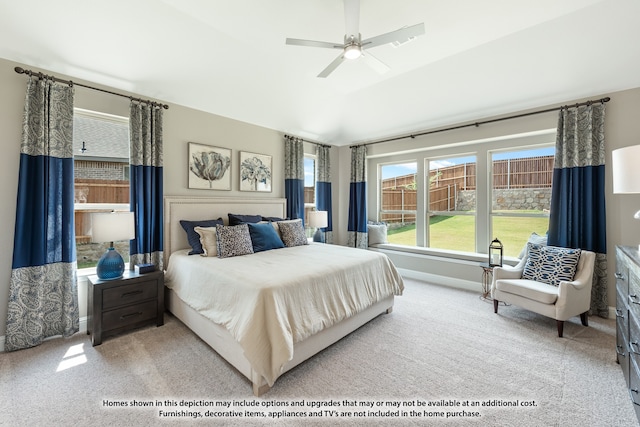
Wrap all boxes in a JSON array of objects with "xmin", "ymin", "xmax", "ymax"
[{"xmin": 285, "ymin": 0, "xmax": 425, "ymax": 78}]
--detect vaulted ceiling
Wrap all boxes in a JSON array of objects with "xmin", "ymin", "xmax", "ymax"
[{"xmin": 1, "ymin": 0, "xmax": 639, "ymax": 146}]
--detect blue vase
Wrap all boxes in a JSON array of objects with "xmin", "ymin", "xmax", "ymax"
[{"xmin": 96, "ymin": 247, "xmax": 125, "ymax": 280}]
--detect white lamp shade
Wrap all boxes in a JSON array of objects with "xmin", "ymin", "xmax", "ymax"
[
  {"xmin": 612, "ymin": 145, "xmax": 640, "ymax": 194},
  {"xmin": 91, "ymin": 211, "xmax": 135, "ymax": 243},
  {"xmin": 308, "ymin": 210, "xmax": 328, "ymax": 228}
]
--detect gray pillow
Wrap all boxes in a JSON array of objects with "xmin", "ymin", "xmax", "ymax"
[
  {"xmin": 518, "ymin": 232, "xmax": 548, "ymax": 258},
  {"xmin": 215, "ymin": 224, "xmax": 254, "ymax": 258}
]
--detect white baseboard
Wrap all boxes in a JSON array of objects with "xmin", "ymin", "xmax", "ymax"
[
  {"xmin": 398, "ymin": 268, "xmax": 480, "ymax": 293},
  {"xmin": 0, "ymin": 316, "xmax": 87, "ymax": 353},
  {"xmin": 399, "ymin": 268, "xmax": 617, "ymax": 320}
]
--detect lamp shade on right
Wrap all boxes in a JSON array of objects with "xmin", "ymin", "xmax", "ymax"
[{"xmin": 612, "ymin": 145, "xmax": 640, "ymax": 194}]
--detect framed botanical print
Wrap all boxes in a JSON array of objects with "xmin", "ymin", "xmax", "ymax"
[
  {"xmin": 239, "ymin": 151, "xmax": 272, "ymax": 192},
  {"xmin": 188, "ymin": 142, "xmax": 232, "ymax": 190}
]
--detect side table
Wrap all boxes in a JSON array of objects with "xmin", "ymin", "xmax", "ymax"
[
  {"xmin": 479, "ymin": 262, "xmax": 494, "ymax": 301},
  {"xmin": 87, "ymin": 269, "xmax": 164, "ymax": 346}
]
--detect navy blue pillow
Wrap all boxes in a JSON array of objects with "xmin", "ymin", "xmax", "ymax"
[
  {"xmin": 248, "ymin": 222, "xmax": 285, "ymax": 252},
  {"xmin": 262, "ymin": 216, "xmax": 287, "ymax": 222},
  {"xmin": 228, "ymin": 213, "xmax": 262, "ymax": 226},
  {"xmin": 180, "ymin": 218, "xmax": 223, "ymax": 255}
]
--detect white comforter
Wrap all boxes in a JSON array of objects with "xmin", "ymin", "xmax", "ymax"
[{"xmin": 165, "ymin": 243, "xmax": 404, "ymax": 386}]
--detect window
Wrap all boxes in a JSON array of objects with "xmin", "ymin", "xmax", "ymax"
[
  {"xmin": 372, "ymin": 131, "xmax": 555, "ymax": 259},
  {"xmin": 427, "ymin": 155, "xmax": 476, "ymax": 253},
  {"xmin": 303, "ymin": 155, "xmax": 315, "ymax": 234},
  {"xmin": 491, "ymin": 147, "xmax": 553, "ymax": 257},
  {"xmin": 73, "ymin": 109, "xmax": 130, "ymax": 269},
  {"xmin": 380, "ymin": 162, "xmax": 417, "ymax": 245}
]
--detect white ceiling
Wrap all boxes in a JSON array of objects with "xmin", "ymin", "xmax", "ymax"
[{"xmin": 1, "ymin": 0, "xmax": 639, "ymax": 146}]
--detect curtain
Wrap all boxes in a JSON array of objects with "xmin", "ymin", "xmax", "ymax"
[
  {"xmin": 5, "ymin": 76, "xmax": 79, "ymax": 351},
  {"xmin": 315, "ymin": 145, "xmax": 333, "ymax": 244},
  {"xmin": 548, "ymin": 103, "xmax": 607, "ymax": 317},
  {"xmin": 129, "ymin": 101, "xmax": 164, "ymax": 270},
  {"xmin": 285, "ymin": 136, "xmax": 304, "ymax": 222},
  {"xmin": 347, "ymin": 145, "xmax": 368, "ymax": 248}
]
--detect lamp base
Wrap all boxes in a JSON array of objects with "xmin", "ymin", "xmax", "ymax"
[
  {"xmin": 313, "ymin": 228, "xmax": 325, "ymax": 243},
  {"xmin": 96, "ymin": 247, "xmax": 125, "ymax": 280}
]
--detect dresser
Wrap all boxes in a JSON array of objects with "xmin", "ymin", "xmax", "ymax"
[
  {"xmin": 616, "ymin": 245, "xmax": 640, "ymax": 423},
  {"xmin": 87, "ymin": 270, "xmax": 164, "ymax": 346}
]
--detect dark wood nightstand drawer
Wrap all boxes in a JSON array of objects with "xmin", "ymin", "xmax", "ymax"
[
  {"xmin": 102, "ymin": 300, "xmax": 158, "ymax": 332},
  {"xmin": 103, "ymin": 280, "xmax": 158, "ymax": 310},
  {"xmin": 87, "ymin": 270, "xmax": 164, "ymax": 346}
]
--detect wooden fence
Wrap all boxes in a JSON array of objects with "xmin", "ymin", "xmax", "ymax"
[{"xmin": 380, "ymin": 155, "xmax": 554, "ymax": 223}]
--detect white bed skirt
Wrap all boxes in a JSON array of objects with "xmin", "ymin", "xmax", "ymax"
[{"xmin": 166, "ymin": 287, "xmax": 394, "ymax": 396}]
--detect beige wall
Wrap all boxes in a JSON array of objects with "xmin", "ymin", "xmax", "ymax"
[{"xmin": 1, "ymin": 54, "xmax": 639, "ymax": 341}]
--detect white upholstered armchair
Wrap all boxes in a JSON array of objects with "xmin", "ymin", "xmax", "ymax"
[{"xmin": 491, "ymin": 244, "xmax": 596, "ymax": 337}]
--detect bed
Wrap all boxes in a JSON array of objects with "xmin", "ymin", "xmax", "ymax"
[{"xmin": 163, "ymin": 196, "xmax": 404, "ymax": 395}]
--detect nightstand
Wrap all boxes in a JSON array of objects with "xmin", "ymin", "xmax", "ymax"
[{"xmin": 87, "ymin": 270, "xmax": 164, "ymax": 346}]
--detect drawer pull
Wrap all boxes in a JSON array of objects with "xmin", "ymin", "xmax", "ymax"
[
  {"xmin": 630, "ymin": 342, "xmax": 640, "ymax": 356},
  {"xmin": 121, "ymin": 290, "xmax": 144, "ymax": 298},
  {"xmin": 616, "ymin": 309, "xmax": 626, "ymax": 319},
  {"xmin": 630, "ymin": 294, "xmax": 640, "ymax": 305},
  {"xmin": 630, "ymin": 389, "xmax": 640, "ymax": 406},
  {"xmin": 120, "ymin": 312, "xmax": 143, "ymax": 320},
  {"xmin": 616, "ymin": 272, "xmax": 625, "ymax": 280},
  {"xmin": 617, "ymin": 345, "xmax": 627, "ymax": 357}
]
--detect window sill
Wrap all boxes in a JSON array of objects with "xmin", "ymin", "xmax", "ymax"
[{"xmin": 368, "ymin": 243, "xmax": 520, "ymax": 266}]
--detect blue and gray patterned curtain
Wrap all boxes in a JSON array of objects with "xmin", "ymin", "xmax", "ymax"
[
  {"xmin": 285, "ymin": 136, "xmax": 304, "ymax": 222},
  {"xmin": 6, "ymin": 76, "xmax": 79, "ymax": 351},
  {"xmin": 548, "ymin": 103, "xmax": 607, "ymax": 317},
  {"xmin": 347, "ymin": 145, "xmax": 368, "ymax": 248},
  {"xmin": 129, "ymin": 101, "xmax": 164, "ymax": 270},
  {"xmin": 315, "ymin": 145, "xmax": 333, "ymax": 244}
]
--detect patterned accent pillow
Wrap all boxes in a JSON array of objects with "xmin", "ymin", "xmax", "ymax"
[
  {"xmin": 522, "ymin": 243, "xmax": 582, "ymax": 287},
  {"xmin": 367, "ymin": 223, "xmax": 388, "ymax": 245},
  {"xmin": 194, "ymin": 226, "xmax": 218, "ymax": 257},
  {"xmin": 215, "ymin": 224, "xmax": 254, "ymax": 258},
  {"xmin": 277, "ymin": 219, "xmax": 309, "ymax": 247}
]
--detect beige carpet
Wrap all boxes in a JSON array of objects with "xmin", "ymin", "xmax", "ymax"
[{"xmin": 0, "ymin": 278, "xmax": 636, "ymax": 426}]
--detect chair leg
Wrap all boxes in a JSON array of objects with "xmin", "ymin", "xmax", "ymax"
[
  {"xmin": 556, "ymin": 320, "xmax": 564, "ymax": 338},
  {"xmin": 493, "ymin": 299, "xmax": 499, "ymax": 313},
  {"xmin": 580, "ymin": 311, "xmax": 589, "ymax": 327}
]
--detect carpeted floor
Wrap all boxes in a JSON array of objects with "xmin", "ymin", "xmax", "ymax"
[{"xmin": 0, "ymin": 278, "xmax": 636, "ymax": 426}]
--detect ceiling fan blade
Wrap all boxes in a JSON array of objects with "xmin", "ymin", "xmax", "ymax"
[
  {"xmin": 286, "ymin": 38, "xmax": 343, "ymax": 50},
  {"xmin": 362, "ymin": 51, "xmax": 390, "ymax": 75},
  {"xmin": 344, "ymin": 0, "xmax": 360, "ymax": 39},
  {"xmin": 361, "ymin": 23, "xmax": 425, "ymax": 50},
  {"xmin": 317, "ymin": 54, "xmax": 347, "ymax": 78}
]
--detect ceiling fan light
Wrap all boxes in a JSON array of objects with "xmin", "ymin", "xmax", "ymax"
[{"xmin": 344, "ymin": 44, "xmax": 362, "ymax": 60}]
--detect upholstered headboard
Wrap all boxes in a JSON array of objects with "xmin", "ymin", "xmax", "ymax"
[{"xmin": 163, "ymin": 196, "xmax": 287, "ymax": 268}]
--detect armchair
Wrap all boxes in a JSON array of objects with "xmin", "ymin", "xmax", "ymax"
[{"xmin": 491, "ymin": 244, "xmax": 596, "ymax": 337}]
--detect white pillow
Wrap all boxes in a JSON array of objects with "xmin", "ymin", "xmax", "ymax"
[
  {"xmin": 518, "ymin": 232, "xmax": 548, "ymax": 258},
  {"xmin": 194, "ymin": 226, "xmax": 218, "ymax": 257},
  {"xmin": 368, "ymin": 223, "xmax": 388, "ymax": 245}
]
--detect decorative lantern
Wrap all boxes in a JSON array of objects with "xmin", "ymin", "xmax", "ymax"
[{"xmin": 489, "ymin": 238, "xmax": 503, "ymax": 267}]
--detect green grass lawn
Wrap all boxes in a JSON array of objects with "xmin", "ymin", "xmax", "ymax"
[{"xmin": 387, "ymin": 214, "xmax": 549, "ymax": 257}]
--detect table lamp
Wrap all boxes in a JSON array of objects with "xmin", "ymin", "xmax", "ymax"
[
  {"xmin": 308, "ymin": 210, "xmax": 328, "ymax": 243},
  {"xmin": 612, "ymin": 144, "xmax": 640, "ymax": 250},
  {"xmin": 91, "ymin": 211, "xmax": 135, "ymax": 280}
]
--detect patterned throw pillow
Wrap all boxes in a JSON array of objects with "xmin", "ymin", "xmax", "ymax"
[
  {"xmin": 215, "ymin": 224, "xmax": 254, "ymax": 258},
  {"xmin": 522, "ymin": 243, "xmax": 582, "ymax": 287},
  {"xmin": 277, "ymin": 219, "xmax": 309, "ymax": 247}
]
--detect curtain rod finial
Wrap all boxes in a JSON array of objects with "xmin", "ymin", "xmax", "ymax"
[{"xmin": 14, "ymin": 66, "xmax": 25, "ymax": 74}]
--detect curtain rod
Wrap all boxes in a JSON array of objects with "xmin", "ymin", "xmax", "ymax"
[
  {"xmin": 350, "ymin": 96, "xmax": 611, "ymax": 148},
  {"xmin": 284, "ymin": 134, "xmax": 331, "ymax": 148},
  {"xmin": 14, "ymin": 66, "xmax": 169, "ymax": 110}
]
